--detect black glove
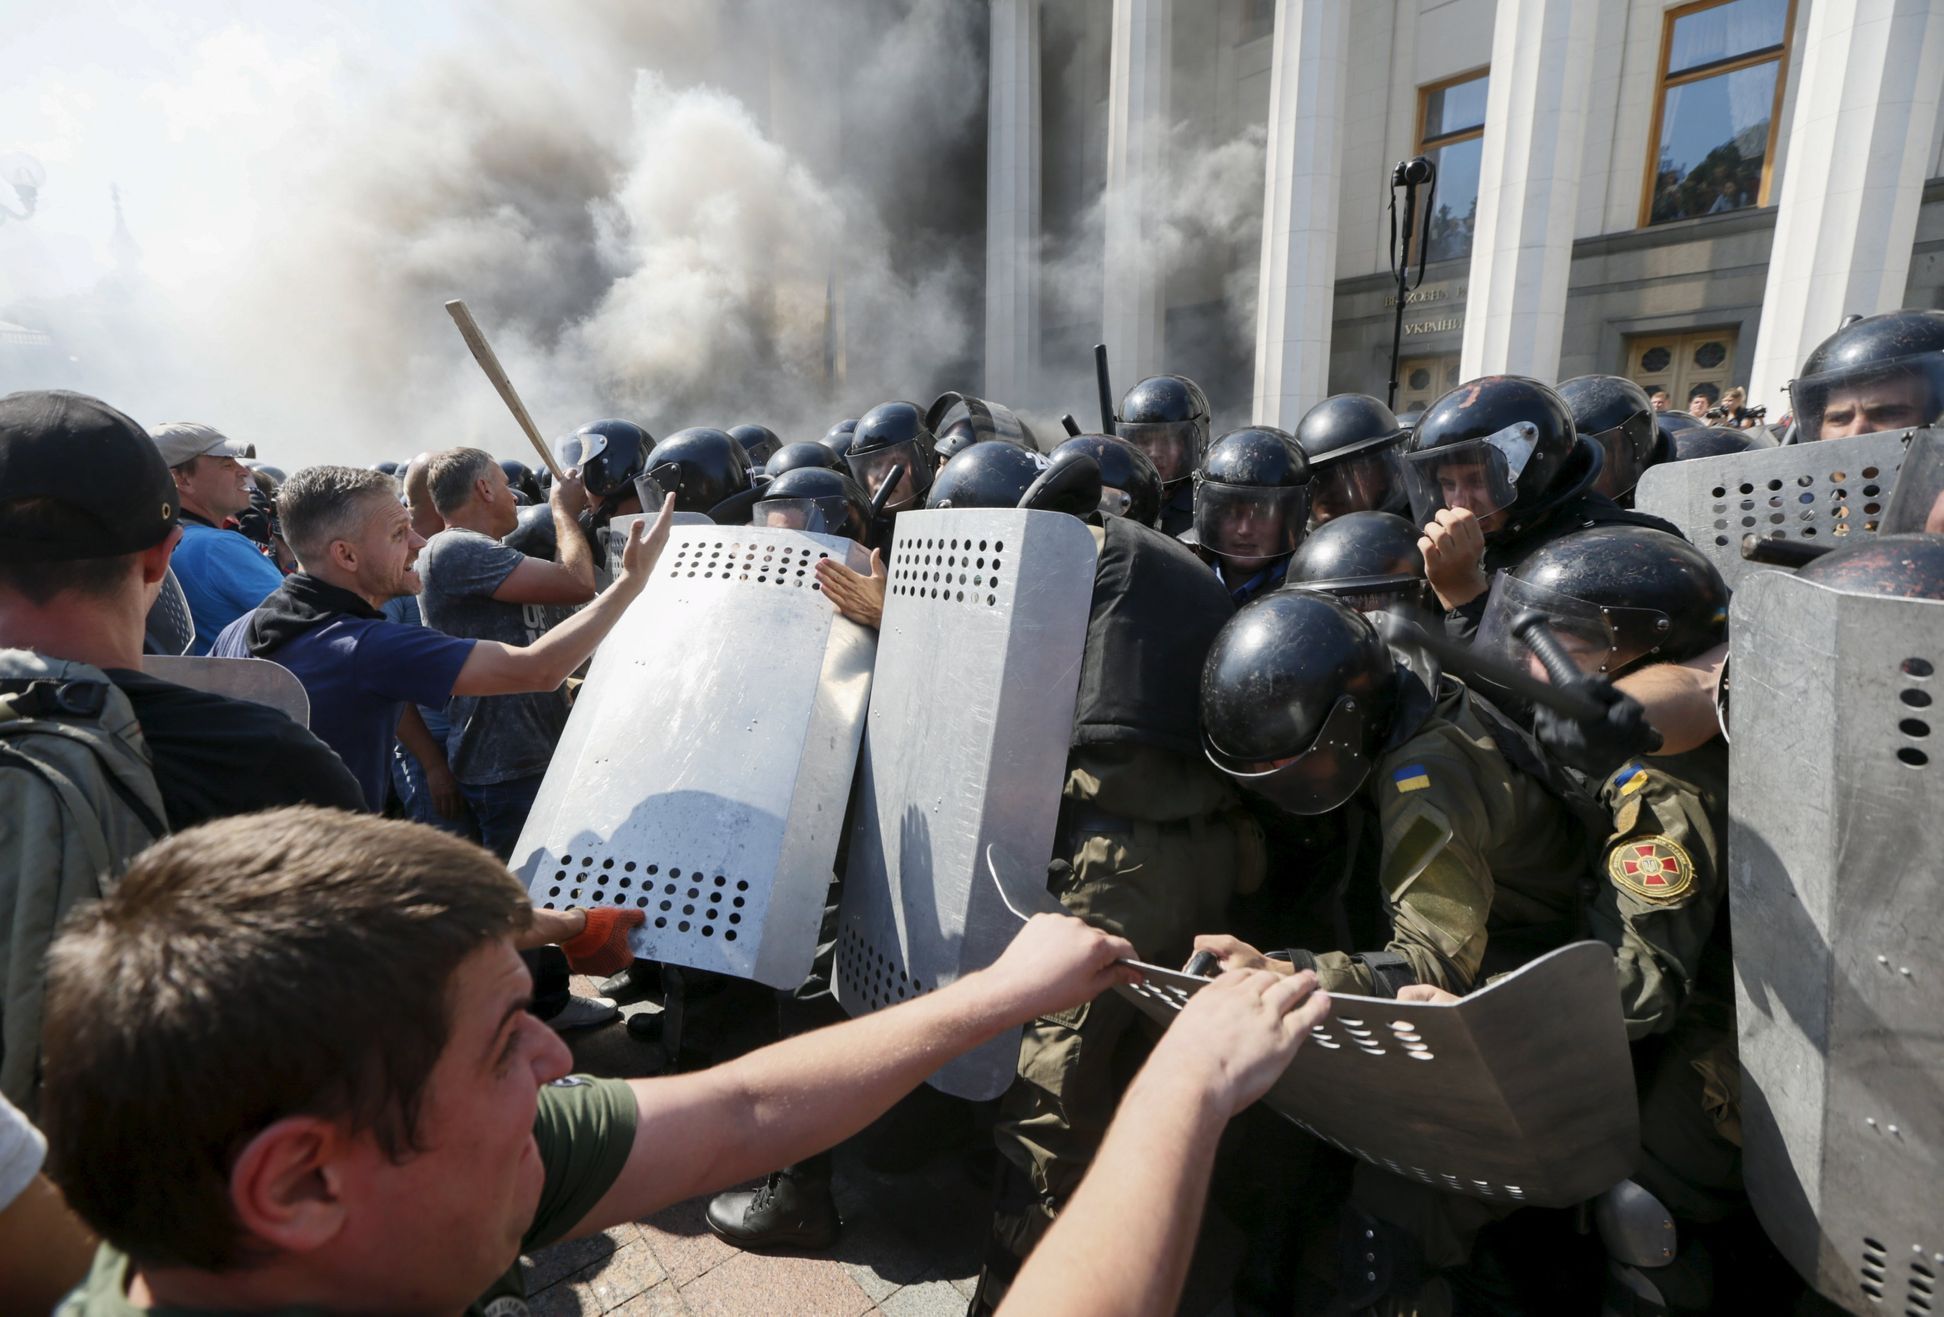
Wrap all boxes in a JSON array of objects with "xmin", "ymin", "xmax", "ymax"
[{"xmin": 1532, "ymin": 677, "xmax": 1661, "ymax": 778}]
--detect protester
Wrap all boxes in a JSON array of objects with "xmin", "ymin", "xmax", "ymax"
[
  {"xmin": 39, "ymin": 806, "xmax": 1137, "ymax": 1315},
  {"xmin": 419, "ymin": 446, "xmax": 599, "ymax": 860},
  {"xmin": 209, "ymin": 465, "xmax": 672, "ymax": 813},
  {"xmin": 150, "ymin": 421, "xmax": 283, "ymax": 654},
  {"xmin": 384, "ymin": 452, "xmax": 471, "ymax": 836},
  {"xmin": 1648, "ymin": 388, "xmax": 1670, "ymax": 413}
]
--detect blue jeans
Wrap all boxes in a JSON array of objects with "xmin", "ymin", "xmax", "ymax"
[
  {"xmin": 460, "ymin": 772, "xmax": 547, "ymax": 863},
  {"xmin": 390, "ymin": 745, "xmax": 476, "ymax": 840}
]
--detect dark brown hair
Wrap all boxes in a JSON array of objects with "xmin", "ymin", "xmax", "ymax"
[{"xmin": 41, "ymin": 806, "xmax": 533, "ymax": 1269}]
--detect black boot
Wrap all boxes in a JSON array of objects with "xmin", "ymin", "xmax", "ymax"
[{"xmin": 705, "ymin": 1159, "xmax": 840, "ymax": 1251}]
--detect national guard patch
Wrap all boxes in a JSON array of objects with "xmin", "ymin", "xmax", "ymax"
[
  {"xmin": 1609, "ymin": 761, "xmax": 1649, "ymax": 797},
  {"xmin": 1392, "ymin": 763, "xmax": 1431, "ymax": 793},
  {"xmin": 1607, "ymin": 835, "xmax": 1694, "ymax": 902}
]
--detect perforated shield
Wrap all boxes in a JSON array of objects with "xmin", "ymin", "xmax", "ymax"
[
  {"xmin": 139, "ymin": 656, "xmax": 310, "ymax": 726},
  {"xmin": 144, "ymin": 568, "xmax": 195, "ymax": 656},
  {"xmin": 1725, "ymin": 569, "xmax": 1944, "ymax": 1309},
  {"xmin": 511, "ymin": 525, "xmax": 876, "ymax": 990},
  {"xmin": 1632, "ymin": 428, "xmax": 1913, "ymax": 588},
  {"xmin": 1114, "ymin": 942, "xmax": 1636, "ymax": 1207},
  {"xmin": 834, "ymin": 509, "xmax": 1100, "ymax": 1099},
  {"xmin": 602, "ymin": 511, "xmax": 716, "ymax": 582}
]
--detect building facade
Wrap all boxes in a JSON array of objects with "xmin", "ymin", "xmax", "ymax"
[{"xmin": 985, "ymin": 0, "xmax": 1944, "ymax": 432}]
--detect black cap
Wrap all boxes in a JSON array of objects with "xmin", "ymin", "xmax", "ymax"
[{"xmin": 0, "ymin": 390, "xmax": 179, "ymax": 562}]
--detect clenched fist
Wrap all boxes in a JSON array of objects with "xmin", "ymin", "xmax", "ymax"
[{"xmin": 1418, "ymin": 507, "xmax": 1490, "ymax": 609}]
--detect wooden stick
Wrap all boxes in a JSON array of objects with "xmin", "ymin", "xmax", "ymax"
[{"xmin": 443, "ymin": 299, "xmax": 567, "ymax": 480}]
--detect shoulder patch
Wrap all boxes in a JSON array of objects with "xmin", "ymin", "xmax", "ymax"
[
  {"xmin": 1392, "ymin": 763, "xmax": 1431, "ymax": 793},
  {"xmin": 1607, "ymin": 835, "xmax": 1695, "ymax": 903},
  {"xmin": 1609, "ymin": 761, "xmax": 1650, "ymax": 797}
]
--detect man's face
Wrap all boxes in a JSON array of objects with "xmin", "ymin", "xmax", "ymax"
[
  {"xmin": 485, "ymin": 465, "xmax": 521, "ymax": 540},
  {"xmin": 1688, "ymin": 395, "xmax": 1711, "ymax": 417},
  {"xmin": 331, "ymin": 942, "xmax": 573, "ymax": 1308},
  {"xmin": 1434, "ymin": 460, "xmax": 1509, "ymax": 534},
  {"xmin": 1650, "ymin": 393, "xmax": 1669, "ymax": 413},
  {"xmin": 350, "ymin": 494, "xmax": 428, "ymax": 601},
  {"xmin": 1310, "ymin": 457, "xmax": 1389, "ymax": 525},
  {"xmin": 176, "ymin": 454, "xmax": 257, "ymax": 521},
  {"xmin": 1215, "ymin": 498, "xmax": 1287, "ymax": 568},
  {"xmin": 1815, "ymin": 376, "xmax": 1932, "ymax": 440}
]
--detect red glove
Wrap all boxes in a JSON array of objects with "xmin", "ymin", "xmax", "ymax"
[{"xmin": 560, "ymin": 907, "xmax": 644, "ymax": 976}]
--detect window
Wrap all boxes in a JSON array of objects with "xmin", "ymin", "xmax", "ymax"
[
  {"xmin": 1641, "ymin": 0, "xmax": 1794, "ymax": 227},
  {"xmin": 1416, "ymin": 70, "xmax": 1489, "ymax": 264},
  {"xmin": 1626, "ymin": 328, "xmax": 1739, "ymax": 415}
]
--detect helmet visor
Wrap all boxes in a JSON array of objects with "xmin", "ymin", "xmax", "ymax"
[
  {"xmin": 1401, "ymin": 422, "xmax": 1539, "ymax": 528},
  {"xmin": 1789, "ymin": 348, "xmax": 1944, "ymax": 442},
  {"xmin": 1476, "ymin": 572, "xmax": 1670, "ymax": 679},
  {"xmin": 1203, "ymin": 694, "xmax": 1373, "ymax": 816},
  {"xmin": 554, "ymin": 433, "xmax": 587, "ymax": 470},
  {"xmin": 1193, "ymin": 479, "xmax": 1310, "ymax": 565},
  {"xmin": 1098, "ymin": 485, "xmax": 1137, "ymax": 520},
  {"xmin": 1117, "ymin": 420, "xmax": 1199, "ymax": 485},
  {"xmin": 847, "ymin": 440, "xmax": 927, "ymax": 511},
  {"xmin": 1308, "ymin": 449, "xmax": 1405, "ymax": 525},
  {"xmin": 756, "ymin": 495, "xmax": 848, "ymax": 536},
  {"xmin": 1289, "ymin": 575, "xmax": 1430, "ymax": 616},
  {"xmin": 1585, "ymin": 411, "xmax": 1655, "ymax": 499},
  {"xmin": 1881, "ymin": 428, "xmax": 1944, "ymax": 535},
  {"xmin": 631, "ymin": 469, "xmax": 668, "ymax": 514}
]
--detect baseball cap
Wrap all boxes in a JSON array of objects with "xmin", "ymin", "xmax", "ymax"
[
  {"xmin": 0, "ymin": 390, "xmax": 180, "ymax": 562},
  {"xmin": 149, "ymin": 420, "xmax": 255, "ymax": 467}
]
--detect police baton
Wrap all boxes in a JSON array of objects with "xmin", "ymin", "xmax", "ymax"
[
  {"xmin": 1739, "ymin": 533, "xmax": 1831, "ymax": 568},
  {"xmin": 1094, "ymin": 343, "xmax": 1117, "ymax": 435},
  {"xmin": 868, "ymin": 463, "xmax": 906, "ymax": 517},
  {"xmin": 1060, "ymin": 413, "xmax": 1082, "ymax": 438},
  {"xmin": 1372, "ymin": 611, "xmax": 1611, "ymax": 726},
  {"xmin": 1510, "ymin": 611, "xmax": 1665, "ymax": 755}
]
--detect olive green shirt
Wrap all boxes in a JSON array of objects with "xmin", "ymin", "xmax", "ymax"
[{"xmin": 58, "ymin": 1075, "xmax": 638, "ymax": 1317}]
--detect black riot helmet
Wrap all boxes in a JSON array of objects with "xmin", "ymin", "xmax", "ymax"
[
  {"xmin": 1193, "ymin": 426, "xmax": 1311, "ymax": 569},
  {"xmin": 1402, "ymin": 375, "xmax": 1595, "ymax": 542},
  {"xmin": 1478, "ymin": 526, "xmax": 1729, "ymax": 679},
  {"xmin": 1558, "ymin": 375, "xmax": 1662, "ymax": 500},
  {"xmin": 820, "ymin": 419, "xmax": 860, "ymax": 459},
  {"xmin": 1789, "ymin": 309, "xmax": 1944, "ymax": 442},
  {"xmin": 847, "ymin": 401, "xmax": 936, "ymax": 511},
  {"xmin": 1663, "ymin": 420, "xmax": 1772, "ymax": 462},
  {"xmin": 644, "ymin": 427, "xmax": 751, "ymax": 514},
  {"xmin": 498, "ymin": 458, "xmax": 543, "ymax": 506},
  {"xmin": 1050, "ymin": 434, "xmax": 1162, "ymax": 526},
  {"xmin": 753, "ymin": 466, "xmax": 874, "ymax": 544},
  {"xmin": 1285, "ymin": 510, "xmax": 1430, "ymax": 614},
  {"xmin": 573, "ymin": 419, "xmax": 655, "ymax": 502},
  {"xmin": 1116, "ymin": 374, "xmax": 1212, "ymax": 489},
  {"xmin": 729, "ymin": 424, "xmax": 784, "ymax": 469},
  {"xmin": 1881, "ymin": 428, "xmax": 1944, "ymax": 535},
  {"xmin": 927, "ymin": 441, "xmax": 1048, "ymax": 510},
  {"xmin": 766, "ymin": 441, "xmax": 844, "ymax": 478},
  {"xmin": 1200, "ymin": 591, "xmax": 1400, "ymax": 815},
  {"xmin": 1795, "ymin": 533, "xmax": 1944, "ymax": 599},
  {"xmin": 926, "ymin": 392, "xmax": 1036, "ymax": 464},
  {"xmin": 1295, "ymin": 393, "xmax": 1411, "ymax": 524}
]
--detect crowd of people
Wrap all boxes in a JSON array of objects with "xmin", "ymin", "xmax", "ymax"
[{"xmin": 0, "ymin": 302, "xmax": 1941, "ymax": 1316}]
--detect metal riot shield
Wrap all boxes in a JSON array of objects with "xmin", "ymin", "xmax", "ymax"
[
  {"xmin": 511, "ymin": 525, "xmax": 876, "ymax": 990},
  {"xmin": 601, "ymin": 511, "xmax": 716, "ymax": 584},
  {"xmin": 144, "ymin": 568, "xmax": 195, "ymax": 656},
  {"xmin": 139, "ymin": 655, "xmax": 310, "ymax": 726},
  {"xmin": 1115, "ymin": 943, "xmax": 1637, "ymax": 1207},
  {"xmin": 835, "ymin": 509, "xmax": 1100, "ymax": 1099},
  {"xmin": 1632, "ymin": 428, "xmax": 1914, "ymax": 589},
  {"xmin": 1726, "ymin": 569, "xmax": 1944, "ymax": 1310}
]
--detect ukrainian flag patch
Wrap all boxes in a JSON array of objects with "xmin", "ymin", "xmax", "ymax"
[
  {"xmin": 1393, "ymin": 764, "xmax": 1431, "ymax": 793},
  {"xmin": 1610, "ymin": 762, "xmax": 1650, "ymax": 797}
]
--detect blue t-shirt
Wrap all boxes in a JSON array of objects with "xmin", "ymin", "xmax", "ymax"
[
  {"xmin": 172, "ymin": 522, "xmax": 285, "ymax": 655},
  {"xmin": 212, "ymin": 610, "xmax": 474, "ymax": 810}
]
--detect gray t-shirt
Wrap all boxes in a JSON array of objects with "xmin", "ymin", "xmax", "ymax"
[{"xmin": 418, "ymin": 528, "xmax": 572, "ymax": 786}]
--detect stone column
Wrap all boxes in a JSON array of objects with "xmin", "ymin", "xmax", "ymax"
[
  {"xmin": 985, "ymin": 0, "xmax": 1041, "ymax": 403},
  {"xmin": 1101, "ymin": 0, "xmax": 1171, "ymax": 384},
  {"xmin": 1251, "ymin": 0, "xmax": 1351, "ymax": 429},
  {"xmin": 1458, "ymin": 0, "xmax": 1598, "ymax": 383},
  {"xmin": 1748, "ymin": 0, "xmax": 1944, "ymax": 409}
]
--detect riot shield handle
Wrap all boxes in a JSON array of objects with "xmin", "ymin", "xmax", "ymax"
[
  {"xmin": 1739, "ymin": 534, "xmax": 1832, "ymax": 568},
  {"xmin": 1181, "ymin": 949, "xmax": 1220, "ymax": 979},
  {"xmin": 868, "ymin": 463, "xmax": 906, "ymax": 517},
  {"xmin": 1094, "ymin": 343, "xmax": 1116, "ymax": 435}
]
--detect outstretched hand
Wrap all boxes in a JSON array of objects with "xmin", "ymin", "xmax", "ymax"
[
  {"xmin": 618, "ymin": 493, "xmax": 676, "ymax": 588},
  {"xmin": 979, "ymin": 913, "xmax": 1139, "ymax": 1026},
  {"xmin": 1154, "ymin": 969, "xmax": 1331, "ymax": 1118},
  {"xmin": 816, "ymin": 549, "xmax": 887, "ymax": 630}
]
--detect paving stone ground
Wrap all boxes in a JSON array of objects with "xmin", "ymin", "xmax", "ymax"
[{"xmin": 523, "ymin": 976, "xmax": 1243, "ymax": 1316}]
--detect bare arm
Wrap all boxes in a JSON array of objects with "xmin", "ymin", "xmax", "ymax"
[
  {"xmin": 0, "ymin": 1173, "xmax": 97, "ymax": 1314},
  {"xmin": 492, "ymin": 471, "xmax": 596, "ymax": 606},
  {"xmin": 394, "ymin": 705, "xmax": 460, "ymax": 821},
  {"xmin": 1615, "ymin": 642, "xmax": 1727, "ymax": 756},
  {"xmin": 454, "ymin": 495, "xmax": 672, "ymax": 697},
  {"xmin": 570, "ymin": 914, "xmax": 1138, "ymax": 1234},
  {"xmin": 1000, "ymin": 971, "xmax": 1332, "ymax": 1317}
]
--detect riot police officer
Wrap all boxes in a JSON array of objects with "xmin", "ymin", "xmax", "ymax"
[
  {"xmin": 1284, "ymin": 509, "xmax": 1433, "ymax": 617},
  {"xmin": 845, "ymin": 401, "xmax": 936, "ymax": 520},
  {"xmin": 1048, "ymin": 434, "xmax": 1164, "ymax": 528},
  {"xmin": 644, "ymin": 426, "xmax": 752, "ymax": 519},
  {"xmin": 1402, "ymin": 375, "xmax": 1682, "ymax": 624},
  {"xmin": 1787, "ymin": 308, "xmax": 1944, "ymax": 441},
  {"xmin": 927, "ymin": 392, "xmax": 1039, "ymax": 466},
  {"xmin": 1556, "ymin": 375, "xmax": 1666, "ymax": 506},
  {"xmin": 728, "ymin": 422, "xmax": 785, "ymax": 471},
  {"xmin": 498, "ymin": 458, "xmax": 544, "ymax": 507},
  {"xmin": 1193, "ymin": 426, "xmax": 1312, "ymax": 605},
  {"xmin": 1295, "ymin": 393, "xmax": 1412, "ymax": 525},
  {"xmin": 1115, "ymin": 374, "xmax": 1212, "ymax": 536},
  {"xmin": 819, "ymin": 418, "xmax": 860, "ymax": 459},
  {"xmin": 764, "ymin": 441, "xmax": 845, "ymax": 479},
  {"xmin": 750, "ymin": 467, "xmax": 875, "ymax": 546}
]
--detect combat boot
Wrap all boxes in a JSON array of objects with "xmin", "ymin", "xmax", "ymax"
[{"xmin": 705, "ymin": 1159, "xmax": 840, "ymax": 1251}]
